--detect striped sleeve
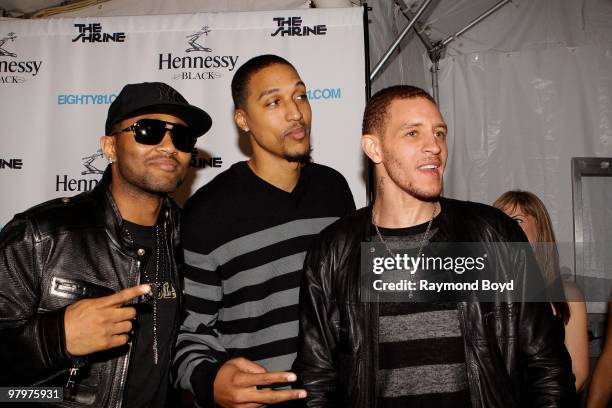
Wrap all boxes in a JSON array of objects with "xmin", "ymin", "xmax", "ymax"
[{"xmin": 172, "ymin": 247, "xmax": 227, "ymax": 407}]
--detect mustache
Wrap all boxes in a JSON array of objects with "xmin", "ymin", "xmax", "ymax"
[
  {"xmin": 147, "ymin": 153, "xmax": 181, "ymax": 164},
  {"xmin": 283, "ymin": 123, "xmax": 309, "ymax": 137}
]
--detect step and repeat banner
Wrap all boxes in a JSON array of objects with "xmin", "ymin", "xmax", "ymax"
[{"xmin": 0, "ymin": 7, "xmax": 366, "ymax": 226}]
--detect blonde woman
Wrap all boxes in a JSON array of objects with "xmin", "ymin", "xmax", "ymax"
[{"xmin": 494, "ymin": 190, "xmax": 589, "ymax": 392}]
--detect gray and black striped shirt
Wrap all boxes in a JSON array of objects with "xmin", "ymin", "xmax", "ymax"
[
  {"xmin": 375, "ymin": 222, "xmax": 471, "ymax": 408},
  {"xmin": 173, "ymin": 161, "xmax": 355, "ymax": 405}
]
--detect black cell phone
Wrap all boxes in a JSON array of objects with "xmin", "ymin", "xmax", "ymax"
[{"xmin": 256, "ymin": 383, "xmax": 292, "ymax": 390}]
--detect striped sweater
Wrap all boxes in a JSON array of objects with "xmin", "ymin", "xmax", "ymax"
[
  {"xmin": 375, "ymin": 224, "xmax": 470, "ymax": 408},
  {"xmin": 173, "ymin": 161, "xmax": 355, "ymax": 406}
]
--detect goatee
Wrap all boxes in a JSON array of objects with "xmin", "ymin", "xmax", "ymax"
[{"xmin": 284, "ymin": 148, "xmax": 313, "ymax": 165}]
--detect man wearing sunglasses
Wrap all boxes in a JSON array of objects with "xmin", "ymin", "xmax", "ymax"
[
  {"xmin": 0, "ymin": 82, "xmax": 211, "ymax": 407},
  {"xmin": 173, "ymin": 55, "xmax": 356, "ymax": 407}
]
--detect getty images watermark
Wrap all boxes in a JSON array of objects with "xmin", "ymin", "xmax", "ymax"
[
  {"xmin": 370, "ymin": 251, "xmax": 514, "ymax": 294},
  {"xmin": 359, "ymin": 242, "xmax": 580, "ymax": 303}
]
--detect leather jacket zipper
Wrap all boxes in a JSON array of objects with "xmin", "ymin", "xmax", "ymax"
[
  {"xmin": 115, "ymin": 257, "xmax": 141, "ymax": 408},
  {"xmin": 114, "ymin": 255, "xmax": 141, "ymax": 408},
  {"xmin": 115, "ymin": 341, "xmax": 132, "ymax": 408},
  {"xmin": 64, "ymin": 364, "xmax": 83, "ymax": 402},
  {"xmin": 65, "ymin": 366, "xmax": 79, "ymax": 389}
]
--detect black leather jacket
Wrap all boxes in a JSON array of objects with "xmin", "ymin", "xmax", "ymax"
[
  {"xmin": 0, "ymin": 166, "xmax": 183, "ymax": 407},
  {"xmin": 293, "ymin": 198, "xmax": 575, "ymax": 408}
]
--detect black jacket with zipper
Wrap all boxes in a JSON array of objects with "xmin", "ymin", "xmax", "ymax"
[
  {"xmin": 0, "ymin": 165, "xmax": 183, "ymax": 407},
  {"xmin": 293, "ymin": 198, "xmax": 575, "ymax": 408}
]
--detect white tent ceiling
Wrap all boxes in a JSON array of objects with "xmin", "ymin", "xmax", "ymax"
[
  {"xmin": 368, "ymin": 0, "xmax": 612, "ymax": 90},
  {"xmin": 0, "ymin": 0, "xmax": 311, "ymax": 17}
]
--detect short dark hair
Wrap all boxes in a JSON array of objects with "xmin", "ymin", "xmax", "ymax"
[
  {"xmin": 362, "ymin": 85, "xmax": 437, "ymax": 137},
  {"xmin": 231, "ymin": 54, "xmax": 296, "ymax": 110}
]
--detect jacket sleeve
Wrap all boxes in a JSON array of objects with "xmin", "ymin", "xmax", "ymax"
[
  {"xmin": 510, "ymin": 238, "xmax": 576, "ymax": 406},
  {"xmin": 293, "ymin": 237, "xmax": 339, "ymax": 407},
  {"xmin": 519, "ymin": 301, "xmax": 575, "ymax": 407},
  {"xmin": 0, "ymin": 215, "xmax": 77, "ymax": 385}
]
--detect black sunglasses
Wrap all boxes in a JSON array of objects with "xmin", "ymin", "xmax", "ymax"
[{"xmin": 112, "ymin": 118, "xmax": 197, "ymax": 153}]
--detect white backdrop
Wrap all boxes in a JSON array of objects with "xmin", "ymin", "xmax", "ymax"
[{"xmin": 0, "ymin": 7, "xmax": 367, "ymax": 227}]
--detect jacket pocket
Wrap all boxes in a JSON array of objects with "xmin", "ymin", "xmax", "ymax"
[
  {"xmin": 38, "ymin": 369, "xmax": 101, "ymax": 406},
  {"xmin": 49, "ymin": 276, "xmax": 114, "ymax": 299},
  {"xmin": 335, "ymin": 303, "xmax": 360, "ymax": 355},
  {"xmin": 38, "ymin": 276, "xmax": 115, "ymax": 312}
]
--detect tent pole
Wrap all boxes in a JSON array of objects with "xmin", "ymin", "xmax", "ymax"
[
  {"xmin": 428, "ymin": 42, "xmax": 444, "ymax": 103},
  {"xmin": 427, "ymin": 0, "xmax": 511, "ymax": 102},
  {"xmin": 363, "ymin": 3, "xmax": 375, "ymax": 205},
  {"xmin": 363, "ymin": 3, "xmax": 372, "ymax": 101},
  {"xmin": 439, "ymin": 0, "xmax": 511, "ymax": 48},
  {"xmin": 369, "ymin": 0, "xmax": 434, "ymax": 82},
  {"xmin": 431, "ymin": 59, "xmax": 439, "ymax": 102},
  {"xmin": 395, "ymin": 0, "xmax": 435, "ymax": 52}
]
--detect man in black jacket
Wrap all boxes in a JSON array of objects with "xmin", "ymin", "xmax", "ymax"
[
  {"xmin": 293, "ymin": 85, "xmax": 575, "ymax": 407},
  {"xmin": 0, "ymin": 82, "xmax": 211, "ymax": 407}
]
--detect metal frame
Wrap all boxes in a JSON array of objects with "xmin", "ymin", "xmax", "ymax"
[
  {"xmin": 363, "ymin": 3, "xmax": 375, "ymax": 204},
  {"xmin": 571, "ymin": 157, "xmax": 612, "ymax": 283},
  {"xmin": 369, "ymin": 0, "xmax": 434, "ymax": 82},
  {"xmin": 370, "ymin": 0, "xmax": 512, "ymax": 102}
]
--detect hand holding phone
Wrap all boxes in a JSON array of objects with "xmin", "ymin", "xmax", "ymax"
[{"xmin": 213, "ymin": 357, "xmax": 307, "ymax": 408}]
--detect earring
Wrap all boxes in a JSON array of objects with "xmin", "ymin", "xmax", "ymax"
[{"xmin": 243, "ymin": 127, "xmax": 249, "ymax": 132}]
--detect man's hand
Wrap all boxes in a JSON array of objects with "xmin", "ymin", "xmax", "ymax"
[
  {"xmin": 213, "ymin": 357, "xmax": 307, "ymax": 408},
  {"xmin": 64, "ymin": 284, "xmax": 151, "ymax": 356}
]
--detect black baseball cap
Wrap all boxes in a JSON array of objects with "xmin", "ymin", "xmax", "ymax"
[{"xmin": 105, "ymin": 82, "xmax": 212, "ymax": 136}]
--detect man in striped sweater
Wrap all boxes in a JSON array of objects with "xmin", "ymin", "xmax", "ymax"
[{"xmin": 173, "ymin": 55, "xmax": 355, "ymax": 407}]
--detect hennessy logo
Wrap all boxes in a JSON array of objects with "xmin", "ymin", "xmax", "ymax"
[
  {"xmin": 185, "ymin": 26, "xmax": 212, "ymax": 53},
  {"xmin": 81, "ymin": 149, "xmax": 105, "ymax": 175},
  {"xmin": 55, "ymin": 149, "xmax": 102, "ymax": 192},
  {"xmin": 158, "ymin": 25, "xmax": 238, "ymax": 80},
  {"xmin": 0, "ymin": 32, "xmax": 17, "ymax": 57},
  {"xmin": 0, "ymin": 32, "xmax": 43, "ymax": 83}
]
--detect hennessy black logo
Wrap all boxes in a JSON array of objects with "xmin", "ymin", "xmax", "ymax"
[
  {"xmin": 271, "ymin": 17, "xmax": 327, "ymax": 37},
  {"xmin": 0, "ymin": 32, "xmax": 17, "ymax": 57},
  {"xmin": 186, "ymin": 26, "xmax": 212, "ymax": 53},
  {"xmin": 158, "ymin": 25, "xmax": 239, "ymax": 80},
  {"xmin": 0, "ymin": 32, "xmax": 43, "ymax": 83},
  {"xmin": 72, "ymin": 23, "xmax": 126, "ymax": 43},
  {"xmin": 56, "ymin": 149, "xmax": 103, "ymax": 192},
  {"xmin": 81, "ymin": 149, "xmax": 105, "ymax": 175}
]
